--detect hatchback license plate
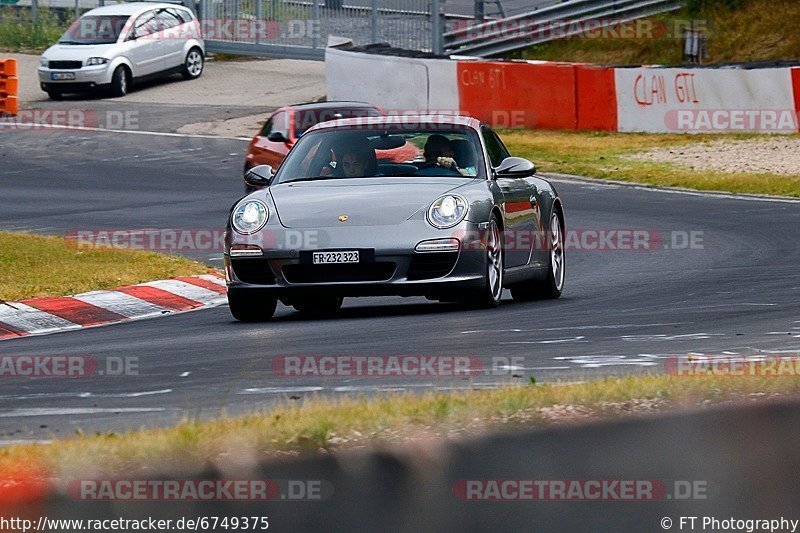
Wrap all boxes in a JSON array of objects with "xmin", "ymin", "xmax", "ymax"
[
  {"xmin": 312, "ymin": 251, "xmax": 359, "ymax": 264},
  {"xmin": 51, "ymin": 72, "xmax": 76, "ymax": 80}
]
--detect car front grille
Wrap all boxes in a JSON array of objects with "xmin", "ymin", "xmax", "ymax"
[
  {"xmin": 406, "ymin": 252, "xmax": 459, "ymax": 280},
  {"xmin": 49, "ymin": 61, "xmax": 83, "ymax": 70},
  {"xmin": 231, "ymin": 258, "xmax": 276, "ymax": 285},
  {"xmin": 282, "ymin": 263, "xmax": 396, "ymax": 284}
]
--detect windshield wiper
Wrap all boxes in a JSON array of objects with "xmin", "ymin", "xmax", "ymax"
[{"xmin": 58, "ymin": 40, "xmax": 80, "ymax": 44}]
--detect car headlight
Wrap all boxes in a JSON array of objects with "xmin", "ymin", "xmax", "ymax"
[
  {"xmin": 427, "ymin": 194, "xmax": 468, "ymax": 229},
  {"xmin": 40, "ymin": 57, "xmax": 48, "ymax": 67},
  {"xmin": 85, "ymin": 57, "xmax": 108, "ymax": 66},
  {"xmin": 232, "ymin": 200, "xmax": 269, "ymax": 235}
]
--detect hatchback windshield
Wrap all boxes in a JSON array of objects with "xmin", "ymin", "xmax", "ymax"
[
  {"xmin": 276, "ymin": 125, "xmax": 485, "ymax": 184},
  {"xmin": 59, "ymin": 15, "xmax": 130, "ymax": 45}
]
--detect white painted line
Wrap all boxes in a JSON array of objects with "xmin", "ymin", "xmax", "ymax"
[
  {"xmin": 0, "ymin": 408, "xmax": 165, "ymax": 417},
  {"xmin": 501, "ymin": 336, "xmax": 587, "ymax": 345},
  {"xmin": 0, "ymin": 302, "xmax": 79, "ymax": 334},
  {"xmin": 544, "ymin": 172, "xmax": 800, "ymax": 204},
  {"xmin": 240, "ymin": 386, "xmax": 324, "ymax": 394},
  {"xmin": 144, "ymin": 279, "xmax": 225, "ymax": 305},
  {"xmin": 0, "ymin": 122, "xmax": 251, "ymax": 141},
  {"xmin": 180, "ymin": 372, "xmax": 191, "ymax": 377},
  {"xmin": 72, "ymin": 290, "xmax": 169, "ymax": 319},
  {"xmin": 78, "ymin": 389, "xmax": 173, "ymax": 398}
]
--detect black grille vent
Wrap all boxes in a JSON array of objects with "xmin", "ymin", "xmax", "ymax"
[
  {"xmin": 407, "ymin": 252, "xmax": 458, "ymax": 280},
  {"xmin": 49, "ymin": 61, "xmax": 83, "ymax": 70},
  {"xmin": 231, "ymin": 258, "xmax": 276, "ymax": 285}
]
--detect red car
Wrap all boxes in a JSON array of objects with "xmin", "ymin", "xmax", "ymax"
[{"xmin": 243, "ymin": 101, "xmax": 419, "ymax": 191}]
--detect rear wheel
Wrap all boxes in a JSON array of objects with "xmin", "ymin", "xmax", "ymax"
[
  {"xmin": 292, "ymin": 296, "xmax": 344, "ymax": 316},
  {"xmin": 511, "ymin": 208, "xmax": 565, "ymax": 301},
  {"xmin": 182, "ymin": 48, "xmax": 204, "ymax": 80},
  {"xmin": 228, "ymin": 289, "xmax": 277, "ymax": 321},
  {"xmin": 459, "ymin": 216, "xmax": 503, "ymax": 309},
  {"xmin": 109, "ymin": 66, "xmax": 129, "ymax": 97}
]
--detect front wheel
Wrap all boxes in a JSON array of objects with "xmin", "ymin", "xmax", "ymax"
[
  {"xmin": 46, "ymin": 90, "xmax": 63, "ymax": 100},
  {"xmin": 459, "ymin": 216, "xmax": 503, "ymax": 309},
  {"xmin": 228, "ymin": 289, "xmax": 277, "ymax": 322},
  {"xmin": 510, "ymin": 208, "xmax": 565, "ymax": 301},
  {"xmin": 182, "ymin": 48, "xmax": 204, "ymax": 80},
  {"xmin": 109, "ymin": 66, "xmax": 129, "ymax": 97}
]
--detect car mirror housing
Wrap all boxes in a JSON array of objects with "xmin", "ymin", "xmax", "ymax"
[
  {"xmin": 244, "ymin": 165, "xmax": 274, "ymax": 188},
  {"xmin": 495, "ymin": 157, "xmax": 537, "ymax": 178},
  {"xmin": 267, "ymin": 131, "xmax": 290, "ymax": 143}
]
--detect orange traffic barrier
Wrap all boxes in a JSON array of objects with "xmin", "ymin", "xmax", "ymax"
[{"xmin": 0, "ymin": 58, "xmax": 19, "ymax": 116}]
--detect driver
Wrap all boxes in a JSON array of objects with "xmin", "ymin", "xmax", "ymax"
[{"xmin": 420, "ymin": 135, "xmax": 471, "ymax": 176}]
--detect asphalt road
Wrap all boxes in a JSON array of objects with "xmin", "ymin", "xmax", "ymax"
[{"xmin": 1, "ymin": 128, "xmax": 800, "ymax": 442}]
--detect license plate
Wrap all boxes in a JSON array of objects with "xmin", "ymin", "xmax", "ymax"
[
  {"xmin": 51, "ymin": 72, "xmax": 76, "ymax": 80},
  {"xmin": 312, "ymin": 251, "xmax": 360, "ymax": 264}
]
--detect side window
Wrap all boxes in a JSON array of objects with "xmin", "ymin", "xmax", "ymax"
[
  {"xmin": 171, "ymin": 8, "xmax": 194, "ymax": 23},
  {"xmin": 134, "ymin": 11, "xmax": 159, "ymax": 38},
  {"xmin": 260, "ymin": 118, "xmax": 273, "ymax": 137},
  {"xmin": 482, "ymin": 126, "xmax": 506, "ymax": 167},
  {"xmin": 272, "ymin": 111, "xmax": 290, "ymax": 137},
  {"xmin": 156, "ymin": 9, "xmax": 182, "ymax": 31}
]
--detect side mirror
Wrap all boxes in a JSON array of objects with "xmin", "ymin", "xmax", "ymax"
[
  {"xmin": 267, "ymin": 131, "xmax": 290, "ymax": 143},
  {"xmin": 244, "ymin": 165, "xmax": 274, "ymax": 188},
  {"xmin": 495, "ymin": 157, "xmax": 537, "ymax": 178}
]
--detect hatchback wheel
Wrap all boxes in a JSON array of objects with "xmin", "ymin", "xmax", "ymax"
[
  {"xmin": 182, "ymin": 48, "xmax": 204, "ymax": 80},
  {"xmin": 109, "ymin": 66, "xmax": 129, "ymax": 97}
]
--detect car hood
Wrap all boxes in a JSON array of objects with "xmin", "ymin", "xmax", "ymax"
[
  {"xmin": 270, "ymin": 177, "xmax": 478, "ymax": 228},
  {"xmin": 44, "ymin": 43, "xmax": 118, "ymax": 61}
]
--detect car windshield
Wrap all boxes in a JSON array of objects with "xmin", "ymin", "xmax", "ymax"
[
  {"xmin": 275, "ymin": 125, "xmax": 485, "ymax": 184},
  {"xmin": 59, "ymin": 15, "xmax": 130, "ymax": 45},
  {"xmin": 294, "ymin": 107, "xmax": 382, "ymax": 137}
]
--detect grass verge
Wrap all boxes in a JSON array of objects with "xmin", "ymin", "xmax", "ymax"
[
  {"xmin": 0, "ymin": 7, "xmax": 67, "ymax": 52},
  {"xmin": 0, "ymin": 231, "xmax": 213, "ymax": 301},
  {"xmin": 2, "ymin": 373, "xmax": 800, "ymax": 477},
  {"xmin": 501, "ymin": 129, "xmax": 800, "ymax": 197},
  {"xmin": 517, "ymin": 0, "xmax": 800, "ymax": 65}
]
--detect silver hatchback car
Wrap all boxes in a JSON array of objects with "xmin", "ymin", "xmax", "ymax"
[{"xmin": 38, "ymin": 2, "xmax": 205, "ymax": 99}]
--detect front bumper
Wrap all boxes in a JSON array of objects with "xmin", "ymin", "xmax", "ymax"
[
  {"xmin": 38, "ymin": 65, "xmax": 113, "ymax": 91},
  {"xmin": 224, "ymin": 222, "xmax": 488, "ymax": 299}
]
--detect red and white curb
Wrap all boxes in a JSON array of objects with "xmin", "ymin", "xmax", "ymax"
[{"xmin": 0, "ymin": 274, "xmax": 227, "ymax": 341}]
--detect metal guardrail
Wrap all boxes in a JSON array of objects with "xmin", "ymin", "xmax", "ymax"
[{"xmin": 444, "ymin": 0, "xmax": 683, "ymax": 57}]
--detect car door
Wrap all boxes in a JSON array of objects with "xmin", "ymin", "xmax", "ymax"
[
  {"xmin": 126, "ymin": 10, "xmax": 164, "ymax": 76},
  {"xmin": 483, "ymin": 126, "xmax": 538, "ymax": 268},
  {"xmin": 156, "ymin": 8, "xmax": 186, "ymax": 70}
]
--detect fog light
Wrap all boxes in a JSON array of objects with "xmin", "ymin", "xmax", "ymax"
[
  {"xmin": 415, "ymin": 238, "xmax": 460, "ymax": 253},
  {"xmin": 230, "ymin": 244, "xmax": 263, "ymax": 257}
]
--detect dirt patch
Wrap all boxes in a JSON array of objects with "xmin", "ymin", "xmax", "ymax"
[{"xmin": 628, "ymin": 137, "xmax": 800, "ymax": 176}]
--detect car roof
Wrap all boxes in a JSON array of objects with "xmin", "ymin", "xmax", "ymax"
[
  {"xmin": 309, "ymin": 114, "xmax": 481, "ymax": 132},
  {"xmin": 81, "ymin": 2, "xmax": 189, "ymax": 17},
  {"xmin": 287, "ymin": 101, "xmax": 380, "ymax": 112}
]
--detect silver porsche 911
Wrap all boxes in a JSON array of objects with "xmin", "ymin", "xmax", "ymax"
[{"xmin": 223, "ymin": 115, "xmax": 565, "ymax": 321}]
